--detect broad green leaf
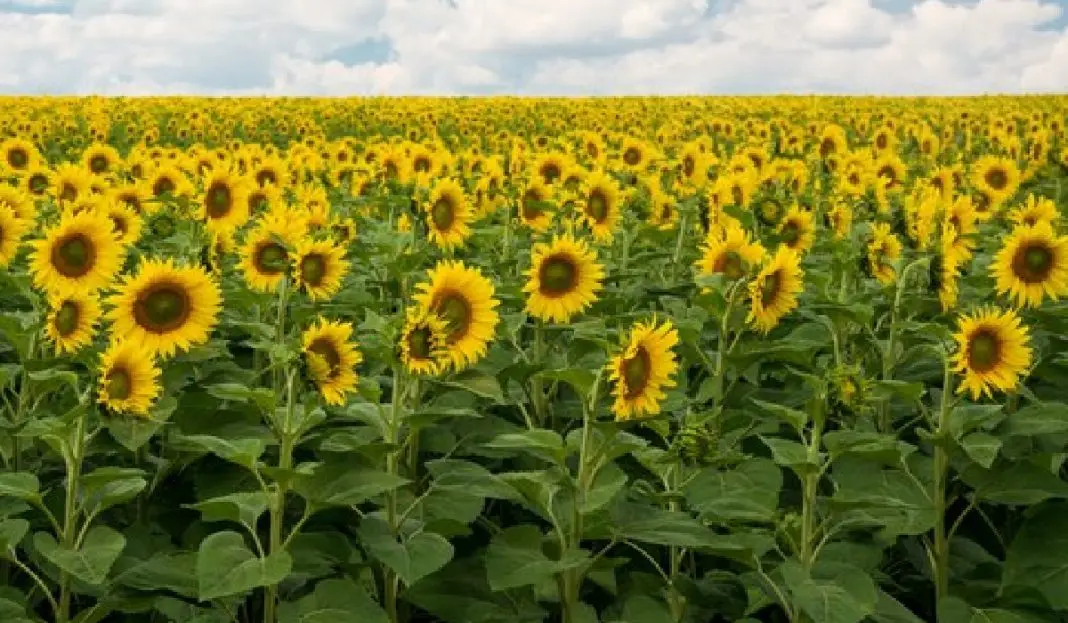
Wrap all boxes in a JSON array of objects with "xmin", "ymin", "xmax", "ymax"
[
  {"xmin": 196, "ymin": 531, "xmax": 292, "ymax": 600},
  {"xmin": 0, "ymin": 597, "xmax": 33, "ymax": 623},
  {"xmin": 684, "ymin": 459, "xmax": 782, "ymax": 523},
  {"xmin": 617, "ymin": 595, "xmax": 674, "ymax": 623},
  {"xmin": 781, "ymin": 561, "xmax": 877, "ymax": 623},
  {"xmin": 535, "ymin": 368, "xmax": 597, "ymax": 397},
  {"xmin": 484, "ymin": 525, "xmax": 588, "ymax": 591},
  {"xmin": 960, "ymin": 432, "xmax": 1002, "ymax": 469},
  {"xmin": 937, "ymin": 597, "xmax": 1050, "ymax": 623},
  {"xmin": 823, "ymin": 430, "xmax": 908, "ymax": 464},
  {"xmin": 294, "ymin": 461, "xmax": 408, "ymax": 507},
  {"xmin": 751, "ymin": 399, "xmax": 808, "ymax": 433},
  {"xmin": 426, "ymin": 459, "xmax": 516, "ymax": 500},
  {"xmin": 868, "ymin": 380, "xmax": 925, "ymax": 403},
  {"xmin": 870, "ymin": 590, "xmax": 924, "ymax": 623},
  {"xmin": 831, "ymin": 459, "xmax": 935, "ymax": 536},
  {"xmin": 580, "ymin": 462, "xmax": 628, "ymax": 514},
  {"xmin": 277, "ymin": 578, "xmax": 388, "ymax": 623},
  {"xmin": 0, "ymin": 473, "xmax": 40, "ymax": 503},
  {"xmin": 760, "ymin": 436, "xmax": 816, "ymax": 471},
  {"xmin": 105, "ymin": 396, "xmax": 177, "ymax": 452},
  {"xmin": 187, "ymin": 492, "xmax": 270, "ymax": 529},
  {"xmin": 206, "ymin": 383, "xmax": 276, "ymax": 410},
  {"xmin": 435, "ymin": 372, "xmax": 506, "ymax": 403},
  {"xmin": 1004, "ymin": 403, "xmax": 1068, "ymax": 437},
  {"xmin": 608, "ymin": 503, "xmax": 771, "ymax": 557},
  {"xmin": 961, "ymin": 461, "xmax": 1068, "ymax": 505},
  {"xmin": 358, "ymin": 517, "xmax": 453, "ymax": 587},
  {"xmin": 948, "ymin": 404, "xmax": 1005, "ymax": 439},
  {"xmin": 80, "ymin": 467, "xmax": 147, "ymax": 514},
  {"xmin": 1002, "ymin": 501, "xmax": 1068, "ymax": 609},
  {"xmin": 114, "ymin": 552, "xmax": 198, "ymax": 598},
  {"xmin": 174, "ymin": 434, "xmax": 266, "ymax": 470},
  {"xmin": 34, "ymin": 526, "xmax": 126, "ymax": 586},
  {"xmin": 486, "ymin": 429, "xmax": 566, "ymax": 464},
  {"xmin": 0, "ymin": 518, "xmax": 29, "ymax": 555}
]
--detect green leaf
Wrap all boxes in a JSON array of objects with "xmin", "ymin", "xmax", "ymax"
[
  {"xmin": 484, "ymin": 525, "xmax": 588, "ymax": 591},
  {"xmin": 822, "ymin": 431, "xmax": 907, "ymax": 464},
  {"xmin": 581, "ymin": 462, "xmax": 628, "ymax": 514},
  {"xmin": 870, "ymin": 590, "xmax": 924, "ymax": 623},
  {"xmin": 278, "ymin": 578, "xmax": 388, "ymax": 623},
  {"xmin": 426, "ymin": 459, "xmax": 516, "ymax": 500},
  {"xmin": 0, "ymin": 473, "xmax": 40, "ymax": 503},
  {"xmin": 27, "ymin": 368, "xmax": 80, "ymax": 395},
  {"xmin": 780, "ymin": 561, "xmax": 877, "ymax": 623},
  {"xmin": 0, "ymin": 518, "xmax": 29, "ymax": 555},
  {"xmin": 949, "ymin": 404, "xmax": 1005, "ymax": 439},
  {"xmin": 868, "ymin": 380, "xmax": 925, "ymax": 403},
  {"xmin": 196, "ymin": 531, "xmax": 292, "ymax": 600},
  {"xmin": 831, "ymin": 459, "xmax": 935, "ymax": 536},
  {"xmin": 751, "ymin": 399, "xmax": 808, "ymax": 433},
  {"xmin": 1002, "ymin": 501, "xmax": 1068, "ymax": 610},
  {"xmin": 105, "ymin": 396, "xmax": 177, "ymax": 452},
  {"xmin": 617, "ymin": 595, "xmax": 675, "ymax": 623},
  {"xmin": 960, "ymin": 432, "xmax": 1002, "ymax": 469},
  {"xmin": 358, "ymin": 517, "xmax": 453, "ymax": 587},
  {"xmin": 937, "ymin": 597, "xmax": 1050, "ymax": 623},
  {"xmin": 684, "ymin": 459, "xmax": 782, "ymax": 523},
  {"xmin": 206, "ymin": 383, "xmax": 276, "ymax": 410},
  {"xmin": 187, "ymin": 492, "xmax": 270, "ymax": 529},
  {"xmin": 485, "ymin": 429, "xmax": 566, "ymax": 464},
  {"xmin": 174, "ymin": 434, "xmax": 266, "ymax": 470},
  {"xmin": 1004, "ymin": 403, "xmax": 1068, "ymax": 437},
  {"xmin": 535, "ymin": 368, "xmax": 597, "ymax": 397},
  {"xmin": 0, "ymin": 597, "xmax": 34, "ymax": 623},
  {"xmin": 294, "ymin": 461, "xmax": 409, "ymax": 507},
  {"xmin": 760, "ymin": 436, "xmax": 816, "ymax": 471},
  {"xmin": 962, "ymin": 461, "xmax": 1068, "ymax": 505},
  {"xmin": 609, "ymin": 503, "xmax": 769, "ymax": 557},
  {"xmin": 113, "ymin": 552, "xmax": 198, "ymax": 598},
  {"xmin": 34, "ymin": 526, "xmax": 126, "ymax": 585},
  {"xmin": 435, "ymin": 372, "xmax": 506, "ymax": 403},
  {"xmin": 80, "ymin": 467, "xmax": 147, "ymax": 514}
]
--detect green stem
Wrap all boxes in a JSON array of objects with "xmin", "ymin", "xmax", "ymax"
[
  {"xmin": 666, "ymin": 465, "xmax": 686, "ymax": 622},
  {"xmin": 531, "ymin": 322, "xmax": 548, "ymax": 425},
  {"xmin": 561, "ymin": 374, "xmax": 601, "ymax": 622},
  {"xmin": 670, "ymin": 209, "xmax": 690, "ymax": 283},
  {"xmin": 264, "ymin": 368, "xmax": 297, "ymax": 623},
  {"xmin": 932, "ymin": 359, "xmax": 954, "ymax": 606},
  {"xmin": 383, "ymin": 366, "xmax": 407, "ymax": 623},
  {"xmin": 58, "ymin": 408, "xmax": 88, "ymax": 623}
]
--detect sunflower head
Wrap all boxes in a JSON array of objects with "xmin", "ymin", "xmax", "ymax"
[
  {"xmin": 98, "ymin": 340, "xmax": 162, "ymax": 417},
  {"xmin": 747, "ymin": 245, "xmax": 804, "ymax": 334},
  {"xmin": 413, "ymin": 260, "xmax": 500, "ymax": 371},
  {"xmin": 29, "ymin": 209, "xmax": 125, "ymax": 296},
  {"xmin": 399, "ymin": 308, "xmax": 450, "ymax": 376},
  {"xmin": 46, "ymin": 291, "xmax": 102, "ymax": 355},
  {"xmin": 951, "ymin": 306, "xmax": 1032, "ymax": 400},
  {"xmin": 608, "ymin": 317, "xmax": 680, "ymax": 421},
  {"xmin": 0, "ymin": 203, "xmax": 29, "ymax": 268},
  {"xmin": 295, "ymin": 238, "xmax": 350, "ymax": 302},
  {"xmin": 425, "ymin": 178, "xmax": 472, "ymax": 250},
  {"xmin": 523, "ymin": 233, "xmax": 605, "ymax": 324},
  {"xmin": 302, "ymin": 317, "xmax": 362, "ymax": 406},
  {"xmin": 991, "ymin": 221, "xmax": 1068, "ymax": 308}
]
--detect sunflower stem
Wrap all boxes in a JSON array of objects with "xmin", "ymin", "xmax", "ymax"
[
  {"xmin": 562, "ymin": 373, "xmax": 599, "ymax": 623},
  {"xmin": 531, "ymin": 321, "xmax": 548, "ymax": 426},
  {"xmin": 931, "ymin": 357, "xmax": 955, "ymax": 606},
  {"xmin": 57, "ymin": 405, "xmax": 88, "ymax": 623},
  {"xmin": 264, "ymin": 367, "xmax": 297, "ymax": 623},
  {"xmin": 383, "ymin": 365, "xmax": 407, "ymax": 623}
]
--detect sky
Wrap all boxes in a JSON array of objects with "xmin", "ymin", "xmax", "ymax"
[{"xmin": 0, "ymin": 0, "xmax": 1066, "ymax": 95}]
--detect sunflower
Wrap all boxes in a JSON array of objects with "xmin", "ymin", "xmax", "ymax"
[
  {"xmin": 97, "ymin": 198, "xmax": 143, "ymax": 247},
  {"xmin": 778, "ymin": 205, "xmax": 816, "ymax": 253},
  {"xmin": 607, "ymin": 317, "xmax": 679, "ymax": 421},
  {"xmin": 19, "ymin": 163, "xmax": 52, "ymax": 200},
  {"xmin": 972, "ymin": 155, "xmax": 1020, "ymax": 206},
  {"xmin": 82, "ymin": 143, "xmax": 121, "ymax": 176},
  {"xmin": 1, "ymin": 137, "xmax": 39, "ymax": 172},
  {"xmin": 951, "ymin": 306, "xmax": 1032, "ymax": 400},
  {"xmin": 238, "ymin": 212, "xmax": 305, "ymax": 293},
  {"xmin": 412, "ymin": 260, "xmax": 500, "ymax": 371},
  {"xmin": 399, "ymin": 307, "xmax": 450, "ymax": 376},
  {"xmin": 198, "ymin": 169, "xmax": 250, "ymax": 233},
  {"xmin": 873, "ymin": 154, "xmax": 907, "ymax": 192},
  {"xmin": 867, "ymin": 223, "xmax": 902, "ymax": 285},
  {"xmin": 0, "ymin": 204, "xmax": 29, "ymax": 268},
  {"xmin": 748, "ymin": 245, "xmax": 804, "ymax": 334},
  {"xmin": 0, "ymin": 183, "xmax": 37, "ymax": 223},
  {"xmin": 302, "ymin": 317, "xmax": 362, "ymax": 406},
  {"xmin": 425, "ymin": 178, "xmax": 472, "ymax": 250},
  {"xmin": 147, "ymin": 164, "xmax": 192, "ymax": 201},
  {"xmin": 530, "ymin": 152, "xmax": 572, "ymax": 186},
  {"xmin": 108, "ymin": 258, "xmax": 222, "ymax": 359},
  {"xmin": 990, "ymin": 221, "xmax": 1068, "ymax": 308},
  {"xmin": 696, "ymin": 222, "xmax": 765, "ymax": 282},
  {"xmin": 523, "ymin": 233, "xmax": 604, "ymax": 324},
  {"xmin": 251, "ymin": 155, "xmax": 289, "ymax": 189},
  {"xmin": 826, "ymin": 199, "xmax": 853, "ymax": 239},
  {"xmin": 49, "ymin": 164, "xmax": 93, "ymax": 206},
  {"xmin": 618, "ymin": 137, "xmax": 651, "ymax": 172},
  {"xmin": 29, "ymin": 209, "xmax": 124, "ymax": 296},
  {"xmin": 519, "ymin": 178, "xmax": 554, "ymax": 232},
  {"xmin": 45, "ymin": 291, "xmax": 101, "ymax": 355},
  {"xmin": 294, "ymin": 238, "xmax": 349, "ymax": 301},
  {"xmin": 936, "ymin": 226, "xmax": 964, "ymax": 312},
  {"xmin": 647, "ymin": 187, "xmax": 679, "ymax": 230},
  {"xmin": 97, "ymin": 339, "xmax": 162, "ymax": 417},
  {"xmin": 109, "ymin": 181, "xmax": 154, "ymax": 216},
  {"xmin": 579, "ymin": 170, "xmax": 621, "ymax": 241},
  {"xmin": 1009, "ymin": 194, "xmax": 1059, "ymax": 228}
]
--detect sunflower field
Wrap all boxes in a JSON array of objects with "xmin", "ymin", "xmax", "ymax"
[{"xmin": 0, "ymin": 95, "xmax": 1067, "ymax": 623}]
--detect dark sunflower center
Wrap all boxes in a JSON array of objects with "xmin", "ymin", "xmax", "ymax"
[
  {"xmin": 256, "ymin": 170, "xmax": 277, "ymax": 187},
  {"xmin": 300, "ymin": 253, "xmax": 327, "ymax": 287},
  {"xmin": 848, "ymin": 172, "xmax": 861, "ymax": 185},
  {"xmin": 985, "ymin": 168, "xmax": 1008, "ymax": 191},
  {"xmin": 623, "ymin": 148, "xmax": 641, "ymax": 166},
  {"xmin": 760, "ymin": 271, "xmax": 782, "ymax": 306},
  {"xmin": 878, "ymin": 166, "xmax": 897, "ymax": 186},
  {"xmin": 134, "ymin": 284, "xmax": 191, "ymax": 334},
  {"xmin": 110, "ymin": 215, "xmax": 128, "ymax": 235},
  {"xmin": 206, "ymin": 182, "xmax": 233, "ymax": 218},
  {"xmin": 407, "ymin": 325, "xmax": 433, "ymax": 360},
  {"xmin": 715, "ymin": 251, "xmax": 745, "ymax": 279},
  {"xmin": 819, "ymin": 139, "xmax": 836, "ymax": 157},
  {"xmin": 539, "ymin": 256, "xmax": 578, "ymax": 296},
  {"xmin": 622, "ymin": 347, "xmax": 651, "ymax": 398},
  {"xmin": 1011, "ymin": 242, "xmax": 1054, "ymax": 284},
  {"xmin": 153, "ymin": 176, "xmax": 175, "ymax": 197},
  {"xmin": 7, "ymin": 148, "xmax": 28, "ymax": 169},
  {"xmin": 683, "ymin": 156, "xmax": 695, "ymax": 177},
  {"xmin": 967, "ymin": 329, "xmax": 1001, "ymax": 373},
  {"xmin": 60, "ymin": 183, "xmax": 78, "ymax": 203},
  {"xmin": 249, "ymin": 191, "xmax": 267, "ymax": 211},
  {"xmin": 586, "ymin": 191, "xmax": 608, "ymax": 223},
  {"xmin": 876, "ymin": 135, "xmax": 888, "ymax": 150},
  {"xmin": 254, "ymin": 242, "xmax": 288, "ymax": 275},
  {"xmin": 89, "ymin": 155, "xmax": 108, "ymax": 173},
  {"xmin": 384, "ymin": 162, "xmax": 398, "ymax": 180},
  {"xmin": 435, "ymin": 292, "xmax": 471, "ymax": 343},
  {"xmin": 51, "ymin": 234, "xmax": 96, "ymax": 278},
  {"xmin": 431, "ymin": 198, "xmax": 455, "ymax": 231},
  {"xmin": 106, "ymin": 368, "xmax": 132, "ymax": 401},
  {"xmin": 522, "ymin": 191, "xmax": 544, "ymax": 220},
  {"xmin": 54, "ymin": 300, "xmax": 80, "ymax": 337},
  {"xmin": 731, "ymin": 186, "xmax": 744, "ymax": 207},
  {"xmin": 781, "ymin": 222, "xmax": 800, "ymax": 245},
  {"xmin": 540, "ymin": 162, "xmax": 561, "ymax": 184},
  {"xmin": 29, "ymin": 173, "xmax": 48, "ymax": 194},
  {"xmin": 308, "ymin": 338, "xmax": 342, "ymax": 372},
  {"xmin": 414, "ymin": 157, "xmax": 431, "ymax": 173}
]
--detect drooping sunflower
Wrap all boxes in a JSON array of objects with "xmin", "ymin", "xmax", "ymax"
[
  {"xmin": 399, "ymin": 307, "xmax": 450, "ymax": 376},
  {"xmin": 647, "ymin": 187, "xmax": 679, "ymax": 230},
  {"xmin": 425, "ymin": 178, "xmax": 472, "ymax": 250},
  {"xmin": 972, "ymin": 155, "xmax": 1020, "ymax": 206},
  {"xmin": 867, "ymin": 223, "xmax": 903, "ymax": 285},
  {"xmin": 873, "ymin": 154, "xmax": 907, "ymax": 192},
  {"xmin": 951, "ymin": 306, "xmax": 1032, "ymax": 400},
  {"xmin": 696, "ymin": 222, "xmax": 765, "ymax": 282},
  {"xmin": 412, "ymin": 260, "xmax": 500, "ymax": 371},
  {"xmin": 523, "ymin": 233, "xmax": 605, "ymax": 324},
  {"xmin": 579, "ymin": 170, "xmax": 621, "ymax": 241},
  {"xmin": 109, "ymin": 182, "xmax": 154, "ymax": 216},
  {"xmin": 778, "ymin": 205, "xmax": 816, "ymax": 253},
  {"xmin": 607, "ymin": 317, "xmax": 679, "ymax": 421},
  {"xmin": 825, "ymin": 199, "xmax": 853, "ymax": 239},
  {"xmin": 108, "ymin": 258, "xmax": 223, "ymax": 359},
  {"xmin": 990, "ymin": 221, "xmax": 1068, "ymax": 308},
  {"xmin": 748, "ymin": 245, "xmax": 804, "ymax": 334},
  {"xmin": 29, "ymin": 209, "xmax": 125, "ymax": 296},
  {"xmin": 1009, "ymin": 194, "xmax": 1059, "ymax": 228},
  {"xmin": 0, "ymin": 203, "xmax": 29, "ymax": 268},
  {"xmin": 302, "ymin": 317, "xmax": 362, "ymax": 406},
  {"xmin": 294, "ymin": 238, "xmax": 349, "ymax": 301},
  {"xmin": 97, "ymin": 339, "xmax": 162, "ymax": 417},
  {"xmin": 935, "ymin": 226, "xmax": 965, "ymax": 312},
  {"xmin": 147, "ymin": 164, "xmax": 192, "ymax": 201},
  {"xmin": 198, "ymin": 168, "xmax": 250, "ymax": 233},
  {"xmin": 45, "ymin": 291, "xmax": 101, "ymax": 355}
]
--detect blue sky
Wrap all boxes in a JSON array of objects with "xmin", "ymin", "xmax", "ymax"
[{"xmin": 0, "ymin": 0, "xmax": 1065, "ymax": 95}]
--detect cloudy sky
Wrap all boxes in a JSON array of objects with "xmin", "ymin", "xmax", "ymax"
[{"xmin": 0, "ymin": 0, "xmax": 1066, "ymax": 95}]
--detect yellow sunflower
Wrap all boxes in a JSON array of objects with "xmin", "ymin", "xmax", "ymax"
[
  {"xmin": 951, "ymin": 306, "xmax": 1032, "ymax": 400},
  {"xmin": 399, "ymin": 307, "xmax": 450, "ymax": 376},
  {"xmin": 0, "ymin": 203, "xmax": 29, "ymax": 268},
  {"xmin": 519, "ymin": 178, "xmax": 554, "ymax": 232},
  {"xmin": 647, "ymin": 188, "xmax": 679, "ymax": 231},
  {"xmin": 238, "ymin": 212, "xmax": 305, "ymax": 293},
  {"xmin": 608, "ymin": 317, "xmax": 679, "ymax": 421},
  {"xmin": 108, "ymin": 258, "xmax": 223, "ymax": 359},
  {"xmin": 696, "ymin": 222, "xmax": 765, "ymax": 281},
  {"xmin": 826, "ymin": 199, "xmax": 853, "ymax": 239},
  {"xmin": 579, "ymin": 170, "xmax": 621, "ymax": 241},
  {"xmin": 100, "ymin": 198, "xmax": 143, "ymax": 247},
  {"xmin": 1009, "ymin": 194, "xmax": 1059, "ymax": 228},
  {"xmin": 49, "ymin": 163, "xmax": 93, "ymax": 206},
  {"xmin": 29, "ymin": 209, "xmax": 124, "ymax": 296},
  {"xmin": 778, "ymin": 205, "xmax": 816, "ymax": 253},
  {"xmin": 990, "ymin": 221, "xmax": 1068, "ymax": 308},
  {"xmin": 936, "ymin": 226, "xmax": 964, "ymax": 312},
  {"xmin": 523, "ymin": 233, "xmax": 604, "ymax": 324},
  {"xmin": 0, "ymin": 183, "xmax": 37, "ymax": 223},
  {"xmin": 82, "ymin": 143, "xmax": 121, "ymax": 176},
  {"xmin": 294, "ymin": 238, "xmax": 349, "ymax": 301},
  {"xmin": 412, "ymin": 260, "xmax": 500, "ymax": 371},
  {"xmin": 98, "ymin": 339, "xmax": 162, "ymax": 417},
  {"xmin": 425, "ymin": 178, "xmax": 472, "ymax": 250},
  {"xmin": 45, "ymin": 291, "xmax": 101, "ymax": 355},
  {"xmin": 302, "ymin": 317, "xmax": 362, "ymax": 406},
  {"xmin": 867, "ymin": 223, "xmax": 902, "ymax": 285},
  {"xmin": 0, "ymin": 137, "xmax": 39, "ymax": 172},
  {"xmin": 972, "ymin": 155, "xmax": 1020, "ymax": 206},
  {"xmin": 198, "ymin": 168, "xmax": 250, "ymax": 233},
  {"xmin": 748, "ymin": 245, "xmax": 804, "ymax": 334}
]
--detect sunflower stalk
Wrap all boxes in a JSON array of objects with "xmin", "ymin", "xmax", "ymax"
[
  {"xmin": 931, "ymin": 355, "xmax": 956, "ymax": 605},
  {"xmin": 383, "ymin": 365, "xmax": 408, "ymax": 623},
  {"xmin": 263, "ymin": 366, "xmax": 298, "ymax": 623},
  {"xmin": 57, "ymin": 405, "xmax": 90, "ymax": 623},
  {"xmin": 561, "ymin": 372, "xmax": 601, "ymax": 623}
]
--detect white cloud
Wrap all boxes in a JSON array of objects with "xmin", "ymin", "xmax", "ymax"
[{"xmin": 0, "ymin": 0, "xmax": 1065, "ymax": 94}]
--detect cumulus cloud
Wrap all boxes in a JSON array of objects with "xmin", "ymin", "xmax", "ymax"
[{"xmin": 0, "ymin": 0, "xmax": 1065, "ymax": 94}]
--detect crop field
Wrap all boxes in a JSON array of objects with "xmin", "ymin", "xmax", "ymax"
[{"xmin": 0, "ymin": 95, "xmax": 1067, "ymax": 623}]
